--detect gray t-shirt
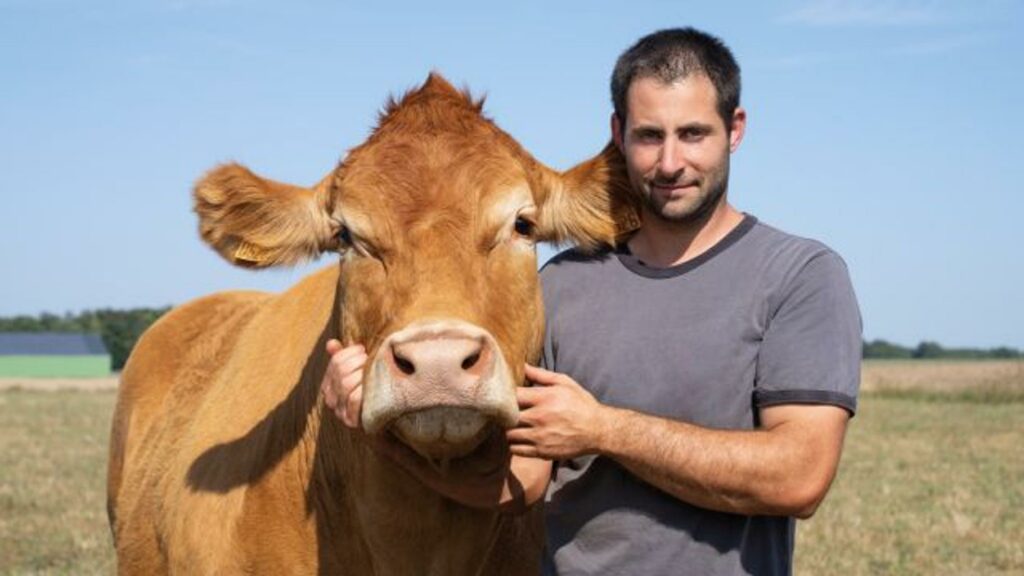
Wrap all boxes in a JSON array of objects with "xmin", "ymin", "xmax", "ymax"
[{"xmin": 540, "ymin": 215, "xmax": 861, "ymax": 576}]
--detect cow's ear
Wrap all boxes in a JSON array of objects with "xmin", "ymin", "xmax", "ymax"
[
  {"xmin": 535, "ymin": 143, "xmax": 640, "ymax": 252},
  {"xmin": 193, "ymin": 163, "xmax": 338, "ymax": 268}
]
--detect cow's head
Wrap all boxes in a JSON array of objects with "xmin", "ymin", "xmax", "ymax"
[{"xmin": 193, "ymin": 74, "xmax": 637, "ymax": 469}]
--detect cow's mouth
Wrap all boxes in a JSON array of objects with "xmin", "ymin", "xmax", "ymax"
[
  {"xmin": 386, "ymin": 409, "xmax": 507, "ymax": 476},
  {"xmin": 391, "ymin": 406, "xmax": 493, "ymax": 460}
]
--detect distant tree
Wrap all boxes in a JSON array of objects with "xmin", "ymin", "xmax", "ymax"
[
  {"xmin": 38, "ymin": 312, "xmax": 63, "ymax": 331},
  {"xmin": 912, "ymin": 341, "xmax": 946, "ymax": 359},
  {"xmin": 862, "ymin": 339, "xmax": 913, "ymax": 359},
  {"xmin": 93, "ymin": 308, "xmax": 170, "ymax": 370},
  {"xmin": 0, "ymin": 316, "xmax": 40, "ymax": 332}
]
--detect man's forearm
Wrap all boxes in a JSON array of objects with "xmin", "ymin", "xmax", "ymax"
[{"xmin": 595, "ymin": 405, "xmax": 844, "ymax": 519}]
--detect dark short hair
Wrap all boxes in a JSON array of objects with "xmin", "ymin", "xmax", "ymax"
[{"xmin": 611, "ymin": 28, "xmax": 741, "ymax": 129}]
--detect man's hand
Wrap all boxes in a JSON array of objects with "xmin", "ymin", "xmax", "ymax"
[
  {"xmin": 320, "ymin": 339, "xmax": 366, "ymax": 428},
  {"xmin": 506, "ymin": 364, "xmax": 612, "ymax": 460}
]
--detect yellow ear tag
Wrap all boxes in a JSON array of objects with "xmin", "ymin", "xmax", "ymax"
[{"xmin": 232, "ymin": 241, "xmax": 272, "ymax": 265}]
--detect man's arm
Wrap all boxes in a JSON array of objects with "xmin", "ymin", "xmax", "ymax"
[{"xmin": 508, "ymin": 364, "xmax": 849, "ymax": 519}]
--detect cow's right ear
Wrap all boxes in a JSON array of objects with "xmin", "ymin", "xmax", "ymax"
[{"xmin": 193, "ymin": 163, "xmax": 338, "ymax": 268}]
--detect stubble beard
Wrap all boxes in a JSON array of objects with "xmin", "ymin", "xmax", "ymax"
[{"xmin": 640, "ymin": 156, "xmax": 730, "ymax": 227}]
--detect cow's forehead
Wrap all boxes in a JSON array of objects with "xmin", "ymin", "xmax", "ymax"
[
  {"xmin": 334, "ymin": 141, "xmax": 533, "ymax": 248},
  {"xmin": 332, "ymin": 78, "xmax": 537, "ymax": 230}
]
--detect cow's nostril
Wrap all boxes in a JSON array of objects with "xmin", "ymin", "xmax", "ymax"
[
  {"xmin": 394, "ymin": 353, "xmax": 416, "ymax": 376},
  {"xmin": 461, "ymin": 352, "xmax": 481, "ymax": 371}
]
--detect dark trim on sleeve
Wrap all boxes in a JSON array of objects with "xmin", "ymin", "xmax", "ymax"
[{"xmin": 753, "ymin": 389, "xmax": 857, "ymax": 417}]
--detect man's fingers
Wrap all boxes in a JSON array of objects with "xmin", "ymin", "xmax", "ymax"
[
  {"xmin": 325, "ymin": 339, "xmax": 344, "ymax": 356},
  {"xmin": 323, "ymin": 340, "xmax": 367, "ymax": 428},
  {"xmin": 524, "ymin": 363, "xmax": 562, "ymax": 386},
  {"xmin": 343, "ymin": 382, "xmax": 364, "ymax": 428},
  {"xmin": 338, "ymin": 355, "xmax": 368, "ymax": 391},
  {"xmin": 328, "ymin": 342, "xmax": 365, "ymax": 364},
  {"xmin": 322, "ymin": 375, "xmax": 340, "ymax": 409},
  {"xmin": 508, "ymin": 444, "xmax": 539, "ymax": 458},
  {"xmin": 515, "ymin": 386, "xmax": 547, "ymax": 407},
  {"xmin": 334, "ymin": 346, "xmax": 366, "ymax": 366},
  {"xmin": 505, "ymin": 427, "xmax": 534, "ymax": 444}
]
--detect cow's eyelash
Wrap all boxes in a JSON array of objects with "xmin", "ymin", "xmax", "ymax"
[{"xmin": 338, "ymin": 227, "xmax": 385, "ymax": 262}]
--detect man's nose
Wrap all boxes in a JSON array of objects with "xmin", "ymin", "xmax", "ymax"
[{"xmin": 657, "ymin": 139, "xmax": 685, "ymax": 178}]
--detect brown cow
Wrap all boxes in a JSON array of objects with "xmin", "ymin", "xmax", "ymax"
[{"xmin": 107, "ymin": 74, "xmax": 637, "ymax": 575}]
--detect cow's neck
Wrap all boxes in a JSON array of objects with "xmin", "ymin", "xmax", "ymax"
[
  {"xmin": 265, "ymin": 296, "xmax": 506, "ymax": 574},
  {"xmin": 298, "ymin": 404, "xmax": 501, "ymax": 575}
]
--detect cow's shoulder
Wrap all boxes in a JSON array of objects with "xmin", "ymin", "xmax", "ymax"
[
  {"xmin": 121, "ymin": 264, "xmax": 339, "ymax": 435},
  {"xmin": 120, "ymin": 289, "xmax": 268, "ymax": 404}
]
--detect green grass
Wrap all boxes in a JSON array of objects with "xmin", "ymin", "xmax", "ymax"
[
  {"xmin": 1, "ymin": 379, "xmax": 1022, "ymax": 574},
  {"xmin": 0, "ymin": 356, "xmax": 111, "ymax": 378}
]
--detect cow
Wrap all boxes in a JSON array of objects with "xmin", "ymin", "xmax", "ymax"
[{"xmin": 106, "ymin": 73, "xmax": 638, "ymax": 575}]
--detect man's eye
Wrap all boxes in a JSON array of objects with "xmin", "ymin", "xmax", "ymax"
[
  {"xmin": 514, "ymin": 216, "xmax": 536, "ymax": 238},
  {"xmin": 681, "ymin": 128, "xmax": 707, "ymax": 142}
]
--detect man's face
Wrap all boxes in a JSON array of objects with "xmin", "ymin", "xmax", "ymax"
[{"xmin": 613, "ymin": 75, "xmax": 745, "ymax": 224}]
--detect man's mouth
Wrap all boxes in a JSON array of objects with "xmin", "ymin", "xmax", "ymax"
[{"xmin": 651, "ymin": 181, "xmax": 698, "ymax": 193}]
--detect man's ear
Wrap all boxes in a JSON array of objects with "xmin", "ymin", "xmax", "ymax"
[
  {"xmin": 534, "ymin": 142, "xmax": 640, "ymax": 252},
  {"xmin": 193, "ymin": 163, "xmax": 338, "ymax": 268},
  {"xmin": 611, "ymin": 112, "xmax": 625, "ymax": 152},
  {"xmin": 729, "ymin": 106, "xmax": 747, "ymax": 153}
]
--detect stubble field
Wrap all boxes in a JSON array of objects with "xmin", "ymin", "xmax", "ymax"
[{"xmin": 1, "ymin": 360, "xmax": 1022, "ymax": 575}]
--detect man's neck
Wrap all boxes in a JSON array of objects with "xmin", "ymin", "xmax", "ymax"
[{"xmin": 627, "ymin": 201, "xmax": 744, "ymax": 268}]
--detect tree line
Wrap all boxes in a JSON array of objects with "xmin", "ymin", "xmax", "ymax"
[
  {"xmin": 862, "ymin": 339, "xmax": 1021, "ymax": 360},
  {"xmin": 0, "ymin": 308, "xmax": 171, "ymax": 370},
  {"xmin": 0, "ymin": 309, "xmax": 1020, "ymax": 370}
]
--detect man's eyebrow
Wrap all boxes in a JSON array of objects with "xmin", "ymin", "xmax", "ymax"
[
  {"xmin": 678, "ymin": 122, "xmax": 714, "ymax": 133},
  {"xmin": 630, "ymin": 125, "xmax": 664, "ymax": 136}
]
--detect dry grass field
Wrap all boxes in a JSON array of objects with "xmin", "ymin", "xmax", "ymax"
[
  {"xmin": 0, "ymin": 360, "xmax": 1021, "ymax": 574},
  {"xmin": 798, "ymin": 363, "xmax": 1024, "ymax": 575},
  {"xmin": 0, "ymin": 377, "xmax": 118, "ymax": 393},
  {"xmin": 0, "ymin": 390, "xmax": 114, "ymax": 575},
  {"xmin": 861, "ymin": 359, "xmax": 1024, "ymax": 401}
]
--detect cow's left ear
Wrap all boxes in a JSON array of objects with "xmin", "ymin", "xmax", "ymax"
[
  {"xmin": 534, "ymin": 143, "xmax": 640, "ymax": 252},
  {"xmin": 193, "ymin": 163, "xmax": 338, "ymax": 268}
]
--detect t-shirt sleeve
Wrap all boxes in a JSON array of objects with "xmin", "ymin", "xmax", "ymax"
[{"xmin": 753, "ymin": 250, "xmax": 862, "ymax": 416}]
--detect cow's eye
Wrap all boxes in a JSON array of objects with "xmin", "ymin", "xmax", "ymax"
[
  {"xmin": 513, "ymin": 216, "xmax": 536, "ymax": 238},
  {"xmin": 337, "ymin": 226, "xmax": 353, "ymax": 246}
]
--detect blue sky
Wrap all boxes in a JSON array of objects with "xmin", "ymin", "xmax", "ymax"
[{"xmin": 2, "ymin": 0, "xmax": 1022, "ymax": 348}]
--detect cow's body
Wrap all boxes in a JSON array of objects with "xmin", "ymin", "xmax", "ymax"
[
  {"xmin": 109, "ymin": 268, "xmax": 541, "ymax": 574},
  {"xmin": 108, "ymin": 75, "xmax": 634, "ymax": 575}
]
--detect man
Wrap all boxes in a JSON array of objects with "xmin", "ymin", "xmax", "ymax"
[{"xmin": 323, "ymin": 27, "xmax": 861, "ymax": 575}]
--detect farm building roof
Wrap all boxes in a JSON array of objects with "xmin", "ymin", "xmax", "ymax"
[{"xmin": 0, "ymin": 332, "xmax": 109, "ymax": 356}]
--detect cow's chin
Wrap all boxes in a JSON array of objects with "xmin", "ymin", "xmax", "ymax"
[
  {"xmin": 391, "ymin": 406, "xmax": 494, "ymax": 461},
  {"xmin": 383, "ymin": 410, "xmax": 509, "ymax": 479}
]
